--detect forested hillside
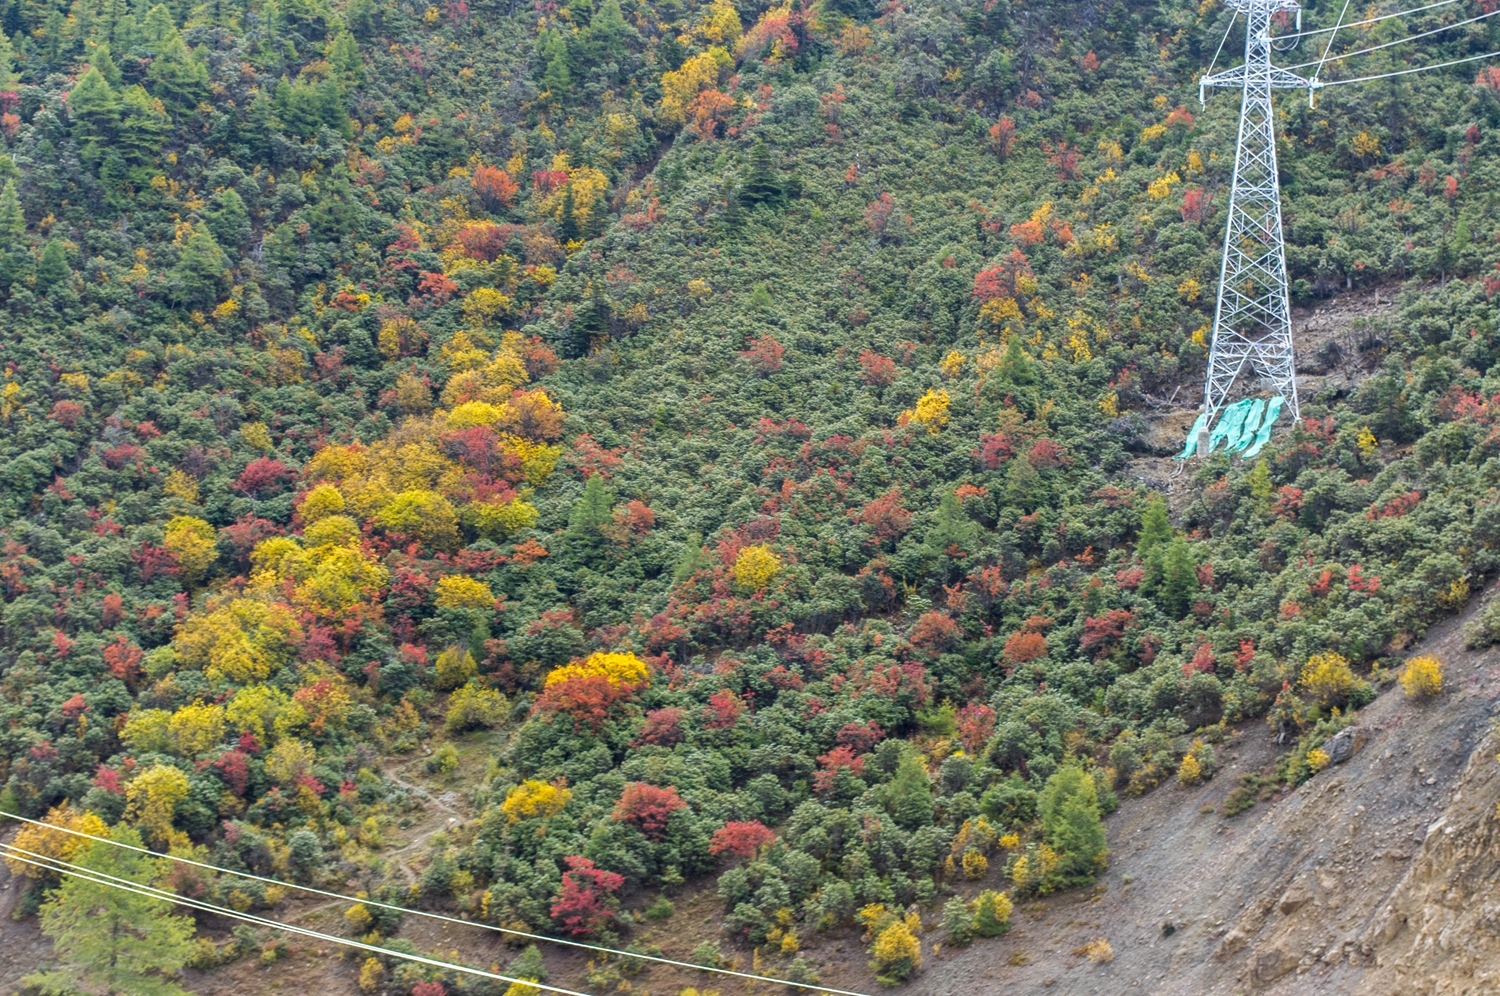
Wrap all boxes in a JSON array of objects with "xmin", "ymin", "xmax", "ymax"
[{"xmin": 2, "ymin": 0, "xmax": 1500, "ymax": 988}]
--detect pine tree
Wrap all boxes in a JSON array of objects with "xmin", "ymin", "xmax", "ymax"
[
  {"xmin": 326, "ymin": 30, "xmax": 362, "ymax": 85},
  {"xmin": 118, "ymin": 85, "xmax": 171, "ymax": 168},
  {"xmin": 941, "ymin": 895, "xmax": 974, "ymax": 946},
  {"xmin": 565, "ymin": 293, "xmax": 606, "ymax": 359},
  {"xmin": 169, "ymin": 224, "xmax": 228, "ymax": 308},
  {"xmin": 926, "ymin": 488, "xmax": 978, "ymax": 559},
  {"xmin": 345, "ymin": 0, "xmax": 377, "ymax": 37},
  {"xmin": 884, "ymin": 752, "xmax": 934, "ymax": 830},
  {"xmin": 37, "ymin": 238, "xmax": 70, "ymax": 291},
  {"xmin": 995, "ymin": 333, "xmax": 1037, "ymax": 386},
  {"xmin": 539, "ymin": 29, "xmax": 572, "ymax": 100},
  {"xmin": 0, "ymin": 28, "xmax": 16, "ymax": 89},
  {"xmin": 37, "ymin": 826, "xmax": 196, "ymax": 996},
  {"xmin": 68, "ymin": 67, "xmax": 121, "ymax": 164},
  {"xmin": 145, "ymin": 35, "xmax": 209, "ymax": 111},
  {"xmin": 739, "ymin": 142, "xmax": 784, "ymax": 210},
  {"xmin": 0, "ymin": 179, "xmax": 23, "ymax": 241},
  {"xmin": 205, "ymin": 187, "xmax": 250, "ymax": 249},
  {"xmin": 1248, "ymin": 458, "xmax": 1272, "ymax": 511},
  {"xmin": 558, "ymin": 187, "xmax": 580, "ymax": 245},
  {"xmin": 69, "ymin": 0, "xmax": 101, "ymax": 53},
  {"xmin": 566, "ymin": 472, "xmax": 615, "ymax": 561},
  {"xmin": 1001, "ymin": 451, "xmax": 1039, "ymax": 509},
  {"xmin": 655, "ymin": 31, "xmax": 685, "ymax": 72},
  {"xmin": 1038, "ymin": 767, "xmax": 1107, "ymax": 888},
  {"xmin": 1159, "ymin": 535, "xmax": 1198, "ymax": 619},
  {"xmin": 140, "ymin": 4, "xmax": 179, "ymax": 47},
  {"xmin": 87, "ymin": 39, "xmax": 122, "ymax": 84},
  {"xmin": 1135, "ymin": 494, "xmax": 1171, "ymax": 559},
  {"xmin": 586, "ymin": 0, "xmax": 632, "ymax": 74}
]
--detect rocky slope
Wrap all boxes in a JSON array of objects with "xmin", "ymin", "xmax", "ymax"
[{"xmin": 925, "ymin": 594, "xmax": 1500, "ymax": 995}]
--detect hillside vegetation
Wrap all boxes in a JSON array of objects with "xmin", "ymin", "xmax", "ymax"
[{"xmin": 2, "ymin": 0, "xmax": 1500, "ymax": 989}]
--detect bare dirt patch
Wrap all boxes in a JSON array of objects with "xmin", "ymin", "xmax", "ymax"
[{"xmin": 924, "ymin": 593, "xmax": 1500, "ymax": 995}]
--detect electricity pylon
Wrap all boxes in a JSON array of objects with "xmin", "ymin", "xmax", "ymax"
[{"xmin": 1199, "ymin": 0, "xmax": 1306, "ymax": 425}]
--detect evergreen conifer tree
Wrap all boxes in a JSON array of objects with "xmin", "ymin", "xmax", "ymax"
[
  {"xmin": 145, "ymin": 34, "xmax": 209, "ymax": 111},
  {"xmin": 739, "ymin": 142, "xmax": 785, "ymax": 210},
  {"xmin": 565, "ymin": 292, "xmax": 606, "ymax": 359},
  {"xmin": 36, "ymin": 238, "xmax": 70, "ymax": 290},
  {"xmin": 0, "ymin": 179, "xmax": 24, "ymax": 241},
  {"xmin": 37, "ymin": 826, "xmax": 196, "ymax": 996},
  {"xmin": 926, "ymin": 488, "xmax": 978, "ymax": 558},
  {"xmin": 0, "ymin": 28, "xmax": 16, "ymax": 89},
  {"xmin": 539, "ymin": 29, "xmax": 571, "ymax": 99},
  {"xmin": 1159, "ymin": 535, "xmax": 1198, "ymax": 619},
  {"xmin": 884, "ymin": 752, "xmax": 934, "ymax": 829},
  {"xmin": 68, "ymin": 67, "xmax": 121, "ymax": 164},
  {"xmin": 558, "ymin": 186, "xmax": 579, "ymax": 244},
  {"xmin": 169, "ymin": 224, "xmax": 228, "ymax": 307},
  {"xmin": 566, "ymin": 472, "xmax": 616, "ymax": 562},
  {"xmin": 1038, "ymin": 767, "xmax": 1107, "ymax": 887},
  {"xmin": 1136, "ymin": 494, "xmax": 1171, "ymax": 560}
]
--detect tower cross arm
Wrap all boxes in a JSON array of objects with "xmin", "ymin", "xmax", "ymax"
[{"xmin": 1201, "ymin": 66, "xmax": 1309, "ymax": 90}]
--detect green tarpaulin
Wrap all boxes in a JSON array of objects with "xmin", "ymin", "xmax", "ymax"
[
  {"xmin": 1207, "ymin": 398, "xmax": 1253, "ymax": 454},
  {"xmin": 1175, "ymin": 396, "xmax": 1285, "ymax": 461},
  {"xmin": 1240, "ymin": 395, "xmax": 1284, "ymax": 459},
  {"xmin": 1174, "ymin": 410, "xmax": 1213, "ymax": 461},
  {"xmin": 1230, "ymin": 398, "xmax": 1266, "ymax": 452}
]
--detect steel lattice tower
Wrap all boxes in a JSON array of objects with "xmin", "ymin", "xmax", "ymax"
[{"xmin": 1200, "ymin": 0, "xmax": 1307, "ymax": 424}]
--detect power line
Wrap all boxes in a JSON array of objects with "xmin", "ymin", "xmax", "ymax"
[
  {"xmin": 1312, "ymin": 0, "xmax": 1355, "ymax": 80},
  {"xmin": 0, "ymin": 841, "xmax": 597, "ymax": 996},
  {"xmin": 1276, "ymin": 0, "xmax": 1461, "ymax": 39},
  {"xmin": 1312, "ymin": 44, "xmax": 1500, "ymax": 84},
  {"xmin": 1207, "ymin": 12, "xmax": 1238, "ymax": 76},
  {"xmin": 1288, "ymin": 5, "xmax": 1500, "ymax": 72},
  {"xmin": 0, "ymin": 810, "xmax": 873, "ymax": 996}
]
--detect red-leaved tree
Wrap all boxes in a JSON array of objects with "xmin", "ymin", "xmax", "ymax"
[
  {"xmin": 551, "ymin": 856, "xmax": 624, "ymax": 935},
  {"xmin": 742, "ymin": 335, "xmax": 785, "ymax": 376},
  {"xmin": 102, "ymin": 635, "xmax": 143, "ymax": 683},
  {"xmin": 612, "ymin": 782, "xmax": 687, "ymax": 840},
  {"xmin": 635, "ymin": 707, "xmax": 684, "ymax": 747},
  {"xmin": 710, "ymin": 820, "xmax": 776, "ymax": 858},
  {"xmin": 1079, "ymin": 609, "xmax": 1135, "ymax": 660},
  {"xmin": 472, "ymin": 164, "xmax": 519, "ymax": 208},
  {"xmin": 1002, "ymin": 629, "xmax": 1048, "ymax": 666},
  {"xmin": 858, "ymin": 350, "xmax": 898, "ymax": 386},
  {"xmin": 234, "ymin": 457, "xmax": 293, "ymax": 497},
  {"xmin": 813, "ymin": 744, "xmax": 865, "ymax": 793},
  {"xmin": 534, "ymin": 675, "xmax": 637, "ymax": 732},
  {"xmin": 956, "ymin": 703, "xmax": 996, "ymax": 755}
]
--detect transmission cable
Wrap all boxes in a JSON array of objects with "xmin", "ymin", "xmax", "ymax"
[
  {"xmin": 1288, "ymin": 5, "xmax": 1500, "ymax": 72},
  {"xmin": 1276, "ymin": 0, "xmax": 1461, "ymax": 39},
  {"xmin": 0, "ymin": 842, "xmax": 597, "ymax": 996},
  {"xmin": 1311, "ymin": 44, "xmax": 1500, "ymax": 84},
  {"xmin": 0, "ymin": 810, "xmax": 873, "ymax": 996},
  {"xmin": 1312, "ymin": 0, "xmax": 1357, "ymax": 81},
  {"xmin": 1206, "ymin": 11, "xmax": 1237, "ymax": 76}
]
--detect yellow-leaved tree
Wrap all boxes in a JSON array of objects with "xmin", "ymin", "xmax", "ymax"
[
  {"xmin": 732, "ymin": 545, "xmax": 782, "ymax": 592},
  {"xmin": 1300, "ymin": 652, "xmax": 1369, "ymax": 709},
  {"xmin": 3, "ymin": 805, "xmax": 109, "ymax": 878},
  {"xmin": 163, "ymin": 515, "xmax": 217, "ymax": 586},
  {"xmin": 903, "ymin": 389, "xmax": 951, "ymax": 433},
  {"xmin": 167, "ymin": 701, "xmax": 226, "ymax": 756},
  {"xmin": 434, "ymin": 575, "xmax": 495, "ymax": 610},
  {"xmin": 435, "ymin": 647, "xmax": 479, "ymax": 690},
  {"xmin": 545, "ymin": 650, "xmax": 649, "ymax": 688},
  {"xmin": 502, "ymin": 779, "xmax": 572, "ymax": 822},
  {"xmin": 125, "ymin": 765, "xmax": 191, "ymax": 847}
]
